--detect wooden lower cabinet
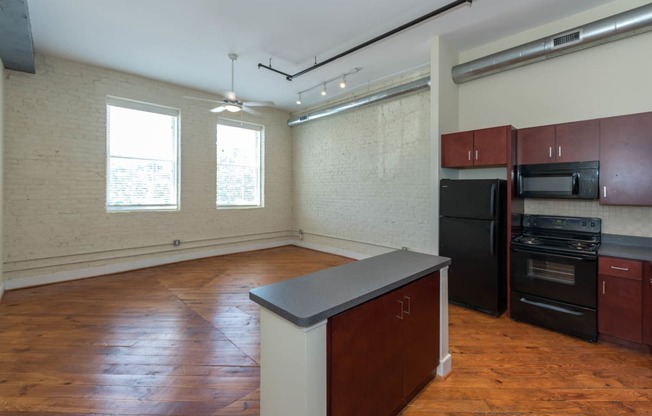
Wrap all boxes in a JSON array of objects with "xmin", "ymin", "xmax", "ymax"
[
  {"xmin": 644, "ymin": 261, "xmax": 652, "ymax": 346},
  {"xmin": 328, "ymin": 272, "xmax": 440, "ymax": 416},
  {"xmin": 598, "ymin": 257, "xmax": 643, "ymax": 343}
]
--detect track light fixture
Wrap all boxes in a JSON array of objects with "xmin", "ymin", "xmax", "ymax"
[{"xmin": 294, "ymin": 67, "xmax": 361, "ymax": 106}]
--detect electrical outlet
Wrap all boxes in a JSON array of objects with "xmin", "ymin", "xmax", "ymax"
[
  {"xmin": 173, "ymin": 239, "xmax": 181, "ymax": 246},
  {"xmin": 401, "ymin": 247, "xmax": 408, "ymax": 251}
]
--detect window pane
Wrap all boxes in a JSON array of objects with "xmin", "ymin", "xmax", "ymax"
[
  {"xmin": 108, "ymin": 158, "xmax": 177, "ymax": 207},
  {"xmin": 107, "ymin": 98, "xmax": 179, "ymax": 211},
  {"xmin": 216, "ymin": 122, "xmax": 262, "ymax": 207},
  {"xmin": 108, "ymin": 106, "xmax": 177, "ymax": 160}
]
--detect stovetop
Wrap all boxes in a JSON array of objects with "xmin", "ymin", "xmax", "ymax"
[{"xmin": 511, "ymin": 215, "xmax": 601, "ymax": 257}]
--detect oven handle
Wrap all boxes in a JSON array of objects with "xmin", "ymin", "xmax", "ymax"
[
  {"xmin": 511, "ymin": 247, "xmax": 596, "ymax": 261},
  {"xmin": 519, "ymin": 297, "xmax": 584, "ymax": 316}
]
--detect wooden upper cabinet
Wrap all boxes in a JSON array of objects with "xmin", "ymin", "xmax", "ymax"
[
  {"xmin": 600, "ymin": 112, "xmax": 652, "ymax": 206},
  {"xmin": 441, "ymin": 131, "xmax": 473, "ymax": 168},
  {"xmin": 555, "ymin": 119, "xmax": 599, "ymax": 163},
  {"xmin": 474, "ymin": 126, "xmax": 509, "ymax": 166},
  {"xmin": 517, "ymin": 120, "xmax": 599, "ymax": 165},
  {"xmin": 441, "ymin": 126, "xmax": 509, "ymax": 168},
  {"xmin": 517, "ymin": 125, "xmax": 555, "ymax": 165}
]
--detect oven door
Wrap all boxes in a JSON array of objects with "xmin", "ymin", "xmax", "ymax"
[{"xmin": 510, "ymin": 247, "xmax": 597, "ymax": 309}]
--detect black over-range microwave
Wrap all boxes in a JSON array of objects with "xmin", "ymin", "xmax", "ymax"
[{"xmin": 516, "ymin": 161, "xmax": 599, "ymax": 199}]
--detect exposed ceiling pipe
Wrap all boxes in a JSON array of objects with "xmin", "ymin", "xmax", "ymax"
[
  {"xmin": 260, "ymin": 0, "xmax": 472, "ymax": 81},
  {"xmin": 287, "ymin": 77, "xmax": 430, "ymax": 127},
  {"xmin": 452, "ymin": 3, "xmax": 652, "ymax": 84}
]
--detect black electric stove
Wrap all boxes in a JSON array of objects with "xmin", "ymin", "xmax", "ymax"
[
  {"xmin": 511, "ymin": 215, "xmax": 601, "ymax": 258},
  {"xmin": 510, "ymin": 214, "xmax": 602, "ymax": 342}
]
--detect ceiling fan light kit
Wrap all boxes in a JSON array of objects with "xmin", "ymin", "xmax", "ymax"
[{"xmin": 186, "ymin": 53, "xmax": 274, "ymax": 115}]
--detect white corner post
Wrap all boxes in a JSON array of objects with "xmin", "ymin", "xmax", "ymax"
[
  {"xmin": 259, "ymin": 308, "xmax": 327, "ymax": 416},
  {"xmin": 437, "ymin": 266, "xmax": 452, "ymax": 378}
]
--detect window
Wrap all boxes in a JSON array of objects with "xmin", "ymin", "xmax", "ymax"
[
  {"xmin": 106, "ymin": 97, "xmax": 179, "ymax": 212},
  {"xmin": 216, "ymin": 119, "xmax": 263, "ymax": 208}
]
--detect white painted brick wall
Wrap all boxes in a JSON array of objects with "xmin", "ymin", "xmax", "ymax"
[
  {"xmin": 293, "ymin": 88, "xmax": 434, "ymax": 256},
  {"xmin": 4, "ymin": 55, "xmax": 293, "ymax": 283}
]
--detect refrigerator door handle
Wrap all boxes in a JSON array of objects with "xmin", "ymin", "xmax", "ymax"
[
  {"xmin": 489, "ymin": 183, "xmax": 496, "ymax": 218},
  {"xmin": 489, "ymin": 220, "xmax": 495, "ymax": 256}
]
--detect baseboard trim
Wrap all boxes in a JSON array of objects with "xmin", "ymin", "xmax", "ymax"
[
  {"xmin": 5, "ymin": 239, "xmax": 294, "ymax": 291},
  {"xmin": 291, "ymin": 240, "xmax": 372, "ymax": 260}
]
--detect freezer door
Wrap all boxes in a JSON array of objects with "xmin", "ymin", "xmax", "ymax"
[
  {"xmin": 440, "ymin": 179, "xmax": 501, "ymax": 220},
  {"xmin": 440, "ymin": 216, "xmax": 503, "ymax": 316}
]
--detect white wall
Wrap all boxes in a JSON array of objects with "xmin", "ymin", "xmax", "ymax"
[
  {"xmin": 3, "ymin": 55, "xmax": 293, "ymax": 288},
  {"xmin": 458, "ymin": 0, "xmax": 652, "ymax": 237},
  {"xmin": 292, "ymin": 71, "xmax": 433, "ymax": 258},
  {"xmin": 0, "ymin": 58, "xmax": 5, "ymax": 299}
]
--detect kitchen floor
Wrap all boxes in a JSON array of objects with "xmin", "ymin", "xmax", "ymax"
[{"xmin": 0, "ymin": 245, "xmax": 650, "ymax": 415}]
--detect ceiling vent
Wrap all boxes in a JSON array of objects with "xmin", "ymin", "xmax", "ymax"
[
  {"xmin": 452, "ymin": 3, "xmax": 652, "ymax": 83},
  {"xmin": 552, "ymin": 30, "xmax": 582, "ymax": 48}
]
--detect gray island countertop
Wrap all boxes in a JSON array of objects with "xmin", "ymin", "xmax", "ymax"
[{"xmin": 249, "ymin": 250, "xmax": 451, "ymax": 327}]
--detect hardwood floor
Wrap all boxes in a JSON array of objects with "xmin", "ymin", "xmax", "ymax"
[{"xmin": 0, "ymin": 245, "xmax": 650, "ymax": 415}]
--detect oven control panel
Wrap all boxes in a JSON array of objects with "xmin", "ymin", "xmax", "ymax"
[{"xmin": 522, "ymin": 215, "xmax": 601, "ymax": 233}]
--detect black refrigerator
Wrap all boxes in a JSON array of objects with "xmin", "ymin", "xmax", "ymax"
[{"xmin": 439, "ymin": 179, "xmax": 507, "ymax": 316}]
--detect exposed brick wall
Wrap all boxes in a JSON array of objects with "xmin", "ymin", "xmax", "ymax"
[
  {"xmin": 292, "ymin": 85, "xmax": 434, "ymax": 256},
  {"xmin": 4, "ymin": 55, "xmax": 293, "ymax": 283}
]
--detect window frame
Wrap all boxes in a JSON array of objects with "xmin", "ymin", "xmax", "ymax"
[
  {"xmin": 216, "ymin": 118, "xmax": 264, "ymax": 209},
  {"xmin": 106, "ymin": 96, "xmax": 181, "ymax": 213}
]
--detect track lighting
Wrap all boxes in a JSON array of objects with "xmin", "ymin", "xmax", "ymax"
[{"xmin": 294, "ymin": 67, "xmax": 361, "ymax": 105}]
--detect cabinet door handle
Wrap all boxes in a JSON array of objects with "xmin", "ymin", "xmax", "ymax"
[
  {"xmin": 468, "ymin": 150, "xmax": 471, "ymax": 161},
  {"xmin": 602, "ymin": 281, "xmax": 605, "ymax": 295},
  {"xmin": 558, "ymin": 146, "xmax": 562, "ymax": 157},
  {"xmin": 610, "ymin": 266, "xmax": 629, "ymax": 271},
  {"xmin": 475, "ymin": 150, "xmax": 478, "ymax": 161},
  {"xmin": 403, "ymin": 296, "xmax": 411, "ymax": 315},
  {"xmin": 396, "ymin": 300, "xmax": 404, "ymax": 320},
  {"xmin": 549, "ymin": 147, "xmax": 552, "ymax": 158},
  {"xmin": 603, "ymin": 186, "xmax": 607, "ymax": 198}
]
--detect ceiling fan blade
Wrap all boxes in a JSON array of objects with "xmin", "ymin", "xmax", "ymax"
[
  {"xmin": 244, "ymin": 101, "xmax": 275, "ymax": 107},
  {"xmin": 184, "ymin": 95, "xmax": 225, "ymax": 104},
  {"xmin": 210, "ymin": 106, "xmax": 226, "ymax": 113},
  {"xmin": 243, "ymin": 106, "xmax": 261, "ymax": 116}
]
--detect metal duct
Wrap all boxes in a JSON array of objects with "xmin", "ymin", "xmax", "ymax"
[
  {"xmin": 287, "ymin": 77, "xmax": 430, "ymax": 127},
  {"xmin": 452, "ymin": 3, "xmax": 652, "ymax": 84}
]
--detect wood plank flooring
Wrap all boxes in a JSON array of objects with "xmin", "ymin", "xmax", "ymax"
[{"xmin": 0, "ymin": 245, "xmax": 650, "ymax": 415}]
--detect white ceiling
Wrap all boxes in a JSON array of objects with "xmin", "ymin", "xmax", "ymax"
[{"xmin": 27, "ymin": 0, "xmax": 617, "ymax": 112}]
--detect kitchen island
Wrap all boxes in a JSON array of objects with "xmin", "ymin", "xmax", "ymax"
[{"xmin": 249, "ymin": 250, "xmax": 451, "ymax": 416}]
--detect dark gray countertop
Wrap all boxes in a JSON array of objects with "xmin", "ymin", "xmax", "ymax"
[
  {"xmin": 599, "ymin": 234, "xmax": 652, "ymax": 262},
  {"xmin": 249, "ymin": 250, "xmax": 451, "ymax": 327}
]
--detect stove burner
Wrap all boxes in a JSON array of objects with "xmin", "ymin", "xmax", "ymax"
[
  {"xmin": 567, "ymin": 241, "xmax": 594, "ymax": 250},
  {"xmin": 520, "ymin": 236, "xmax": 543, "ymax": 245}
]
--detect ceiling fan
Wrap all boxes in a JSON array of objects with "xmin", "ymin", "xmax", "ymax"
[{"xmin": 186, "ymin": 54, "xmax": 273, "ymax": 115}]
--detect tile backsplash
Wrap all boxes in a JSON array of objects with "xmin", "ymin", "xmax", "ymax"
[{"xmin": 525, "ymin": 200, "xmax": 652, "ymax": 237}]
